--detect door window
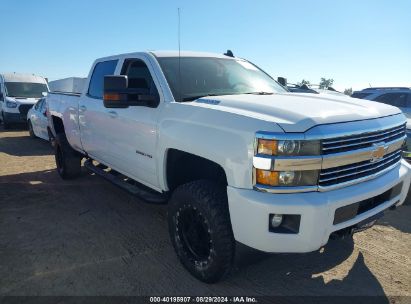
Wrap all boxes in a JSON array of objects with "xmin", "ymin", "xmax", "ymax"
[
  {"xmin": 375, "ymin": 93, "xmax": 410, "ymax": 108},
  {"xmin": 88, "ymin": 60, "xmax": 118, "ymax": 99},
  {"xmin": 121, "ymin": 59, "xmax": 159, "ymax": 99},
  {"xmin": 34, "ymin": 99, "xmax": 44, "ymax": 110},
  {"xmin": 40, "ymin": 99, "xmax": 47, "ymax": 112}
]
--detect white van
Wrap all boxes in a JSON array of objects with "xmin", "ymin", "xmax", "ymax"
[{"xmin": 0, "ymin": 73, "xmax": 49, "ymax": 129}]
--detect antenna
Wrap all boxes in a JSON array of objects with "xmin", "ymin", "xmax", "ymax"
[{"xmin": 178, "ymin": 8, "xmax": 182, "ymax": 102}]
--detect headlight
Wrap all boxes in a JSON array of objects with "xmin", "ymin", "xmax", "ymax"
[
  {"xmin": 257, "ymin": 139, "xmax": 320, "ymax": 156},
  {"xmin": 255, "ymin": 136, "xmax": 321, "ymax": 188},
  {"xmin": 256, "ymin": 169, "xmax": 319, "ymax": 187},
  {"xmin": 6, "ymin": 101, "xmax": 18, "ymax": 108}
]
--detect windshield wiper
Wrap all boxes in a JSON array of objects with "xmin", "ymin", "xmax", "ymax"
[
  {"xmin": 182, "ymin": 91, "xmax": 274, "ymax": 101},
  {"xmin": 243, "ymin": 92, "xmax": 274, "ymax": 95}
]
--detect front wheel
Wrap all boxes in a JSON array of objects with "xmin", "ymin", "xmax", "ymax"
[
  {"xmin": 168, "ymin": 180, "xmax": 235, "ymax": 283},
  {"xmin": 1, "ymin": 112, "xmax": 11, "ymax": 130},
  {"xmin": 28, "ymin": 120, "xmax": 36, "ymax": 138},
  {"xmin": 54, "ymin": 133, "xmax": 82, "ymax": 179}
]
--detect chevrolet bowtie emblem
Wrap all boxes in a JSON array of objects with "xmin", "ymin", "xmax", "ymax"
[{"xmin": 371, "ymin": 144, "xmax": 386, "ymax": 162}]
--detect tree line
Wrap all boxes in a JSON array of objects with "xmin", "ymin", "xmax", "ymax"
[{"xmin": 297, "ymin": 78, "xmax": 352, "ymax": 96}]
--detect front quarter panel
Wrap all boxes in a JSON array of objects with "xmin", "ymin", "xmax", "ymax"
[{"xmin": 157, "ymin": 102, "xmax": 284, "ymax": 190}]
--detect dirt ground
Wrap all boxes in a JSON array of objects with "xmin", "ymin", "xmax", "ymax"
[{"xmin": 0, "ymin": 126, "xmax": 410, "ymax": 302}]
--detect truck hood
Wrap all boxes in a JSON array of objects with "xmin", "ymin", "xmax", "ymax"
[{"xmin": 191, "ymin": 93, "xmax": 402, "ymax": 132}]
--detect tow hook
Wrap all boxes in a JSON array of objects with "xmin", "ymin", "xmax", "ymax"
[{"xmin": 330, "ymin": 227, "xmax": 354, "ymax": 240}]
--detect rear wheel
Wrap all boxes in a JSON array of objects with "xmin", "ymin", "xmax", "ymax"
[
  {"xmin": 168, "ymin": 180, "xmax": 235, "ymax": 283},
  {"xmin": 54, "ymin": 133, "xmax": 82, "ymax": 179},
  {"xmin": 28, "ymin": 120, "xmax": 36, "ymax": 138}
]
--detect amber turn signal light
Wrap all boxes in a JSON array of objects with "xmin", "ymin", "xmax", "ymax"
[
  {"xmin": 104, "ymin": 93, "xmax": 122, "ymax": 101},
  {"xmin": 257, "ymin": 139, "xmax": 278, "ymax": 155}
]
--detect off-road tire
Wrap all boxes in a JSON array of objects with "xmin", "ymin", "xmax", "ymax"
[
  {"xmin": 168, "ymin": 180, "xmax": 235, "ymax": 283},
  {"xmin": 28, "ymin": 120, "xmax": 36, "ymax": 138},
  {"xmin": 54, "ymin": 133, "xmax": 82, "ymax": 179}
]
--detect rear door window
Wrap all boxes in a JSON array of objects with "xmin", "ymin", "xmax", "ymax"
[{"xmin": 88, "ymin": 60, "xmax": 118, "ymax": 99}]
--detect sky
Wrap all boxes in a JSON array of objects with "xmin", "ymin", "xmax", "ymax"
[{"xmin": 1, "ymin": 0, "xmax": 410, "ymax": 92}]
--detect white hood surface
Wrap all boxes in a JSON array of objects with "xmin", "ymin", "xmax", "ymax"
[
  {"xmin": 191, "ymin": 93, "xmax": 402, "ymax": 132},
  {"xmin": 6, "ymin": 97, "xmax": 39, "ymax": 105}
]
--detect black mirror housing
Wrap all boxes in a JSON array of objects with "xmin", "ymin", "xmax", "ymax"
[
  {"xmin": 105, "ymin": 75, "xmax": 128, "ymax": 91},
  {"xmin": 103, "ymin": 75, "xmax": 129, "ymax": 108},
  {"xmin": 103, "ymin": 75, "xmax": 159, "ymax": 108},
  {"xmin": 0, "ymin": 92, "xmax": 4, "ymax": 101}
]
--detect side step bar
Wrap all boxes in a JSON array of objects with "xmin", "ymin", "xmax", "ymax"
[{"xmin": 84, "ymin": 159, "xmax": 168, "ymax": 204}]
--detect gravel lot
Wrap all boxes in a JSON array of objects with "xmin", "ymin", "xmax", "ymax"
[{"xmin": 0, "ymin": 126, "xmax": 410, "ymax": 302}]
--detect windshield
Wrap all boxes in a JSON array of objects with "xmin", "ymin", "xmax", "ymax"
[
  {"xmin": 5, "ymin": 82, "xmax": 48, "ymax": 98},
  {"xmin": 157, "ymin": 57, "xmax": 286, "ymax": 101}
]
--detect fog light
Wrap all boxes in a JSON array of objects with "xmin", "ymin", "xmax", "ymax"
[
  {"xmin": 279, "ymin": 171, "xmax": 296, "ymax": 185},
  {"xmin": 270, "ymin": 214, "xmax": 283, "ymax": 228}
]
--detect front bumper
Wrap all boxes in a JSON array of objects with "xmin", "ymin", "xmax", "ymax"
[
  {"xmin": 227, "ymin": 159, "xmax": 411, "ymax": 253},
  {"xmin": 3, "ymin": 111, "xmax": 26, "ymax": 123}
]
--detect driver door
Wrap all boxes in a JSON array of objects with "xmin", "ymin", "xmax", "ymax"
[{"xmin": 103, "ymin": 56, "xmax": 161, "ymax": 190}]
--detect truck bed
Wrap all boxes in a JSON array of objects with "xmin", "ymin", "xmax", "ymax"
[{"xmin": 46, "ymin": 91, "xmax": 82, "ymax": 151}]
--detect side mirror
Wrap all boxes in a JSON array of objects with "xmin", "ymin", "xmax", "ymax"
[
  {"xmin": 103, "ymin": 75, "xmax": 158, "ymax": 108},
  {"xmin": 0, "ymin": 92, "xmax": 3, "ymax": 101},
  {"xmin": 277, "ymin": 77, "xmax": 287, "ymax": 87},
  {"xmin": 43, "ymin": 110, "xmax": 47, "ymax": 117}
]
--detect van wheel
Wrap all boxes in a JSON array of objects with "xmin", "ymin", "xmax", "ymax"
[
  {"xmin": 168, "ymin": 180, "xmax": 235, "ymax": 283},
  {"xmin": 28, "ymin": 120, "xmax": 36, "ymax": 138},
  {"xmin": 2, "ymin": 113, "xmax": 10, "ymax": 130},
  {"xmin": 54, "ymin": 133, "xmax": 82, "ymax": 179}
]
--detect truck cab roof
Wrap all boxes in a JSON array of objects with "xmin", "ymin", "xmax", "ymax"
[
  {"xmin": 95, "ymin": 50, "xmax": 237, "ymax": 63},
  {"xmin": 151, "ymin": 50, "xmax": 234, "ymax": 59}
]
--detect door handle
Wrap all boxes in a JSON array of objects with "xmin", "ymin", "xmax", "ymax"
[
  {"xmin": 108, "ymin": 110, "xmax": 118, "ymax": 118},
  {"xmin": 79, "ymin": 105, "xmax": 87, "ymax": 112}
]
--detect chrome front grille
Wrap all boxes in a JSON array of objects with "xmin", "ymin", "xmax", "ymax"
[
  {"xmin": 322, "ymin": 123, "xmax": 406, "ymax": 155},
  {"xmin": 319, "ymin": 123, "xmax": 405, "ymax": 189},
  {"xmin": 319, "ymin": 149, "xmax": 402, "ymax": 187}
]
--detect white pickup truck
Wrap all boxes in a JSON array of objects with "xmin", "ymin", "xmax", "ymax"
[{"xmin": 47, "ymin": 51, "xmax": 411, "ymax": 283}]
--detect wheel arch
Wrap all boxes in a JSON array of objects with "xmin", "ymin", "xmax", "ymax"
[{"xmin": 165, "ymin": 149, "xmax": 228, "ymax": 192}]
